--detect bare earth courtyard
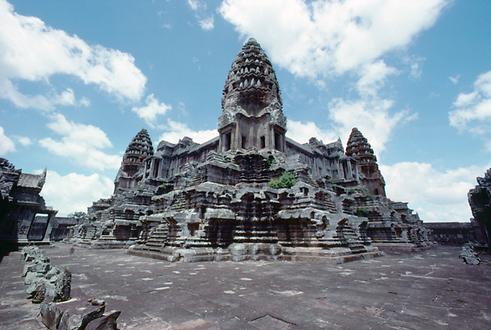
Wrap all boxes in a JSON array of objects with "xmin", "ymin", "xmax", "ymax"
[{"xmin": 1, "ymin": 245, "xmax": 490, "ymax": 330}]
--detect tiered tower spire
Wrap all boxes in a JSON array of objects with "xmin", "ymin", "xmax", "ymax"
[
  {"xmin": 346, "ymin": 128, "xmax": 386, "ymax": 197},
  {"xmin": 218, "ymin": 38, "xmax": 286, "ymax": 153},
  {"xmin": 114, "ymin": 129, "xmax": 153, "ymax": 192}
]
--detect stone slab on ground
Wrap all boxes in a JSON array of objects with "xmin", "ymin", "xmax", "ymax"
[{"xmin": 1, "ymin": 244, "xmax": 490, "ymax": 329}]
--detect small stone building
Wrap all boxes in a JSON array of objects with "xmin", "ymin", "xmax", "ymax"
[{"xmin": 0, "ymin": 158, "xmax": 57, "ymax": 250}]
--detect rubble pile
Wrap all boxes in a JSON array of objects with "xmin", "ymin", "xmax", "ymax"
[
  {"xmin": 459, "ymin": 243, "xmax": 480, "ymax": 265},
  {"xmin": 21, "ymin": 247, "xmax": 122, "ymax": 329}
]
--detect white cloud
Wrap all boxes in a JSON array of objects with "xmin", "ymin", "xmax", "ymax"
[
  {"xmin": 14, "ymin": 135, "xmax": 32, "ymax": 146},
  {"xmin": 41, "ymin": 170, "xmax": 113, "ymax": 216},
  {"xmin": 328, "ymin": 98, "xmax": 417, "ymax": 154},
  {"xmin": 0, "ymin": 81, "xmax": 87, "ymax": 110},
  {"xmin": 39, "ymin": 113, "xmax": 121, "ymax": 171},
  {"xmin": 356, "ymin": 60, "xmax": 397, "ymax": 96},
  {"xmin": 409, "ymin": 60, "xmax": 423, "ymax": 79},
  {"xmin": 199, "ymin": 16, "xmax": 215, "ymax": 31},
  {"xmin": 220, "ymin": 0, "xmax": 448, "ymax": 78},
  {"xmin": 286, "ymin": 120, "xmax": 336, "ymax": 144},
  {"xmin": 187, "ymin": 0, "xmax": 215, "ymax": 31},
  {"xmin": 286, "ymin": 75, "xmax": 416, "ymax": 153},
  {"xmin": 449, "ymin": 74, "xmax": 460, "ymax": 85},
  {"xmin": 449, "ymin": 70, "xmax": 491, "ymax": 150},
  {"xmin": 381, "ymin": 162, "xmax": 489, "ymax": 222},
  {"xmin": 449, "ymin": 70, "xmax": 491, "ymax": 129},
  {"xmin": 220, "ymin": 0, "xmax": 445, "ymax": 153},
  {"xmin": 159, "ymin": 119, "xmax": 217, "ymax": 144},
  {"xmin": 0, "ymin": 126, "xmax": 15, "ymax": 155},
  {"xmin": 187, "ymin": 0, "xmax": 204, "ymax": 11},
  {"xmin": 79, "ymin": 97, "xmax": 91, "ymax": 107},
  {"xmin": 0, "ymin": 0, "xmax": 146, "ymax": 110},
  {"xmin": 132, "ymin": 94, "xmax": 172, "ymax": 128}
]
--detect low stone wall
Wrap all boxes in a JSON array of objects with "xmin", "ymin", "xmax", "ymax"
[
  {"xmin": 424, "ymin": 222, "xmax": 485, "ymax": 245},
  {"xmin": 20, "ymin": 246, "xmax": 122, "ymax": 329}
]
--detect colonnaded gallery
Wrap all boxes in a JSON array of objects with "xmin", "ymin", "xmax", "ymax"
[{"xmin": 67, "ymin": 38, "xmax": 432, "ymax": 262}]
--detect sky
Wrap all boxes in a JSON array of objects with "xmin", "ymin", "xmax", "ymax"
[{"xmin": 0, "ymin": 0, "xmax": 490, "ymax": 221}]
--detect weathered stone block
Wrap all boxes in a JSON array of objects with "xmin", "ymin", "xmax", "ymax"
[
  {"xmin": 39, "ymin": 302, "xmax": 64, "ymax": 330},
  {"xmin": 85, "ymin": 310, "xmax": 121, "ymax": 330}
]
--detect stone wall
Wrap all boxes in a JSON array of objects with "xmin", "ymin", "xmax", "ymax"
[{"xmin": 425, "ymin": 221, "xmax": 487, "ymax": 245}]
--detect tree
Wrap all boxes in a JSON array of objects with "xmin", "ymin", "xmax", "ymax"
[{"xmin": 68, "ymin": 211, "xmax": 88, "ymax": 224}]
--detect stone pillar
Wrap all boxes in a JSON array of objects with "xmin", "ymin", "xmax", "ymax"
[
  {"xmin": 41, "ymin": 211, "xmax": 57, "ymax": 243},
  {"xmin": 234, "ymin": 123, "xmax": 240, "ymax": 151},
  {"xmin": 249, "ymin": 124, "xmax": 254, "ymax": 149},
  {"xmin": 353, "ymin": 161, "xmax": 359, "ymax": 180},
  {"xmin": 270, "ymin": 126, "xmax": 275, "ymax": 150},
  {"xmin": 347, "ymin": 161, "xmax": 353, "ymax": 179},
  {"xmin": 219, "ymin": 134, "xmax": 225, "ymax": 152},
  {"xmin": 149, "ymin": 160, "xmax": 155, "ymax": 178}
]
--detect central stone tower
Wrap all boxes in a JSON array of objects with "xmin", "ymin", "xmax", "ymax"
[{"xmin": 218, "ymin": 38, "xmax": 287, "ymax": 153}]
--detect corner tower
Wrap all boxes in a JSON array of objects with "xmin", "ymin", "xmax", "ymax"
[
  {"xmin": 346, "ymin": 128, "xmax": 386, "ymax": 197},
  {"xmin": 114, "ymin": 129, "xmax": 153, "ymax": 192},
  {"xmin": 219, "ymin": 38, "xmax": 286, "ymax": 153}
]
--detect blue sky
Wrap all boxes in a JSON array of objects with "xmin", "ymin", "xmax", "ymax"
[{"xmin": 0, "ymin": 0, "xmax": 490, "ymax": 220}]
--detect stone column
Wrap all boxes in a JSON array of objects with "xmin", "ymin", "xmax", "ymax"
[
  {"xmin": 41, "ymin": 211, "xmax": 57, "ymax": 243},
  {"xmin": 347, "ymin": 161, "xmax": 353, "ymax": 179},
  {"xmin": 149, "ymin": 160, "xmax": 155, "ymax": 178},
  {"xmin": 234, "ymin": 123, "xmax": 240, "ymax": 151},
  {"xmin": 270, "ymin": 126, "xmax": 275, "ymax": 150}
]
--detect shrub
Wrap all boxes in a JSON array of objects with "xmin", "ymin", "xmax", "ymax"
[
  {"xmin": 355, "ymin": 208, "xmax": 369, "ymax": 217},
  {"xmin": 265, "ymin": 156, "xmax": 275, "ymax": 168},
  {"xmin": 159, "ymin": 183, "xmax": 173, "ymax": 194},
  {"xmin": 268, "ymin": 171, "xmax": 297, "ymax": 189}
]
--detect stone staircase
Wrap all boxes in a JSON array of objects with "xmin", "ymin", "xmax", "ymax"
[
  {"xmin": 139, "ymin": 223, "xmax": 169, "ymax": 252},
  {"xmin": 336, "ymin": 222, "xmax": 366, "ymax": 254}
]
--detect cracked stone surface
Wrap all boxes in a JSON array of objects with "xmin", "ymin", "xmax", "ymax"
[{"xmin": 1, "ymin": 244, "xmax": 490, "ymax": 329}]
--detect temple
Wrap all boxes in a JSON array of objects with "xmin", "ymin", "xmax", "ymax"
[
  {"xmin": 0, "ymin": 158, "xmax": 57, "ymax": 250},
  {"xmin": 74, "ymin": 38, "xmax": 431, "ymax": 261},
  {"xmin": 468, "ymin": 168, "xmax": 491, "ymax": 247}
]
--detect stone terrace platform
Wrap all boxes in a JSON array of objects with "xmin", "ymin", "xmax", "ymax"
[{"xmin": 1, "ymin": 245, "xmax": 490, "ymax": 329}]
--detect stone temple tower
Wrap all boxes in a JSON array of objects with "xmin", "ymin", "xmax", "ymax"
[
  {"xmin": 346, "ymin": 128, "xmax": 386, "ymax": 197},
  {"xmin": 219, "ymin": 38, "xmax": 287, "ymax": 153},
  {"xmin": 114, "ymin": 129, "xmax": 154, "ymax": 192}
]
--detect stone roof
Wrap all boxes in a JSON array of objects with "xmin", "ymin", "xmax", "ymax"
[{"xmin": 17, "ymin": 171, "xmax": 46, "ymax": 189}]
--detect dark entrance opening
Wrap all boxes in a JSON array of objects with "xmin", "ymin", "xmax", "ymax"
[
  {"xmin": 274, "ymin": 132, "xmax": 281, "ymax": 151},
  {"xmin": 224, "ymin": 132, "xmax": 231, "ymax": 151}
]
